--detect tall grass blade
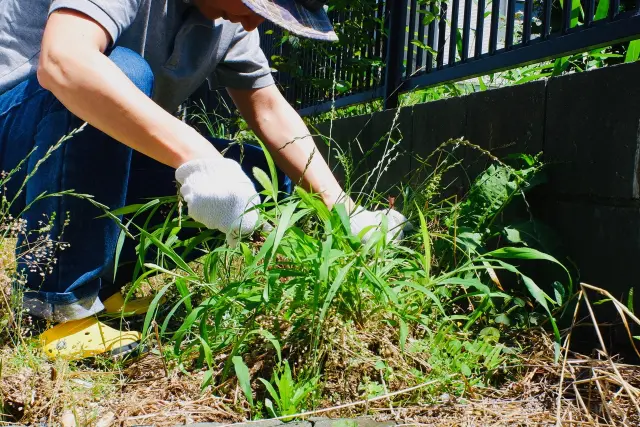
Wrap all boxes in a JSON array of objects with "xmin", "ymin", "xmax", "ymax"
[
  {"xmin": 136, "ymin": 226, "xmax": 197, "ymax": 276},
  {"xmin": 485, "ymin": 246, "xmax": 573, "ymax": 292},
  {"xmin": 317, "ymin": 259, "xmax": 356, "ymax": 337},
  {"xmin": 416, "ymin": 205, "xmax": 431, "ymax": 280},
  {"xmin": 233, "ymin": 356, "xmax": 254, "ymax": 407}
]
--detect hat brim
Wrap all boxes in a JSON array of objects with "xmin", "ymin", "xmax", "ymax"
[{"xmin": 242, "ymin": 0, "xmax": 338, "ymax": 42}]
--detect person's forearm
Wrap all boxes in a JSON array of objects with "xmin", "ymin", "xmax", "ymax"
[
  {"xmin": 230, "ymin": 87, "xmax": 352, "ymax": 210},
  {"xmin": 255, "ymin": 109, "xmax": 351, "ymax": 209},
  {"xmin": 38, "ymin": 46, "xmax": 220, "ymax": 169}
]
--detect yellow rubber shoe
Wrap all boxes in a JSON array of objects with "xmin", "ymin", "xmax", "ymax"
[
  {"xmin": 40, "ymin": 317, "xmax": 141, "ymax": 360},
  {"xmin": 102, "ymin": 292, "xmax": 165, "ymax": 317}
]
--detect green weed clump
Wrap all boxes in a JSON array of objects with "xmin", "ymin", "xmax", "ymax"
[
  {"xmin": 110, "ymin": 134, "xmax": 572, "ymax": 420},
  {"xmin": 0, "ymin": 116, "xmax": 574, "ymax": 424}
]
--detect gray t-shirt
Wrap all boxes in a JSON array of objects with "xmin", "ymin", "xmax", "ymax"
[{"xmin": 0, "ymin": 0, "xmax": 274, "ymax": 112}]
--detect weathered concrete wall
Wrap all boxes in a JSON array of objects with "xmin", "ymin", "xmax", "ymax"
[{"xmin": 312, "ymin": 61, "xmax": 640, "ymax": 317}]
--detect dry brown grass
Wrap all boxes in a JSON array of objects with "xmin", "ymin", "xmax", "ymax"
[{"xmin": 1, "ymin": 262, "xmax": 639, "ymax": 427}]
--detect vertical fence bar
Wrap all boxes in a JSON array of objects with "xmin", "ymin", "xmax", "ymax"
[
  {"xmin": 505, "ymin": 0, "xmax": 516, "ymax": 48},
  {"xmin": 376, "ymin": 0, "xmax": 385, "ymax": 88},
  {"xmin": 584, "ymin": 0, "xmax": 595, "ymax": 26},
  {"xmin": 543, "ymin": 0, "xmax": 552, "ymax": 38},
  {"xmin": 563, "ymin": 0, "xmax": 572, "ymax": 33},
  {"xmin": 337, "ymin": 12, "xmax": 346, "ymax": 86},
  {"xmin": 363, "ymin": 11, "xmax": 372, "ymax": 91},
  {"xmin": 475, "ymin": 0, "xmax": 486, "ymax": 57},
  {"xmin": 384, "ymin": 0, "xmax": 409, "ymax": 109},
  {"xmin": 308, "ymin": 46, "xmax": 315, "ymax": 107},
  {"xmin": 381, "ymin": 0, "xmax": 390, "ymax": 88},
  {"xmin": 448, "ymin": 0, "xmax": 460, "ymax": 65},
  {"xmin": 523, "ymin": 0, "xmax": 533, "ymax": 44},
  {"xmin": 305, "ymin": 47, "xmax": 312, "ymax": 107},
  {"xmin": 437, "ymin": 1, "xmax": 447, "ymax": 68},
  {"xmin": 489, "ymin": 0, "xmax": 500, "ymax": 53},
  {"xmin": 462, "ymin": 0, "xmax": 473, "ymax": 61},
  {"xmin": 416, "ymin": 0, "xmax": 427, "ymax": 72},
  {"xmin": 610, "ymin": 0, "xmax": 620, "ymax": 18},
  {"xmin": 406, "ymin": 0, "xmax": 418, "ymax": 78},
  {"xmin": 345, "ymin": 12, "xmax": 354, "ymax": 91},
  {"xmin": 300, "ymin": 47, "xmax": 307, "ymax": 108},
  {"xmin": 427, "ymin": 2, "xmax": 439, "ymax": 71}
]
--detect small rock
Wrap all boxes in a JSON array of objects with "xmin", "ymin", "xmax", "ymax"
[
  {"xmin": 60, "ymin": 411, "xmax": 76, "ymax": 427},
  {"xmin": 95, "ymin": 412, "xmax": 115, "ymax": 427}
]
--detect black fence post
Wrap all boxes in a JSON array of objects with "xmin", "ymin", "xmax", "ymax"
[{"xmin": 384, "ymin": 0, "xmax": 408, "ymax": 110}]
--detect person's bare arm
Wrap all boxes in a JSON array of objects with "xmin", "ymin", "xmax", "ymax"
[
  {"xmin": 227, "ymin": 85, "xmax": 352, "ymax": 210},
  {"xmin": 38, "ymin": 10, "xmax": 221, "ymax": 168}
]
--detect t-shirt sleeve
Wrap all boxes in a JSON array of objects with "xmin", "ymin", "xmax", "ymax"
[
  {"xmin": 214, "ymin": 26, "xmax": 274, "ymax": 90},
  {"xmin": 49, "ymin": 0, "xmax": 141, "ymax": 45}
]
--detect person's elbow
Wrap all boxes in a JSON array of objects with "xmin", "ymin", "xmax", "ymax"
[
  {"xmin": 37, "ymin": 44, "xmax": 75, "ymax": 92},
  {"xmin": 38, "ymin": 10, "xmax": 110, "ymax": 92}
]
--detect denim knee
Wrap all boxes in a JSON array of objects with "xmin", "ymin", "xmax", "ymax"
[{"xmin": 108, "ymin": 47, "xmax": 154, "ymax": 97}]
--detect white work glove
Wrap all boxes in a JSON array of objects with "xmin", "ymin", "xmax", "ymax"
[
  {"xmin": 175, "ymin": 158, "xmax": 260, "ymax": 246},
  {"xmin": 350, "ymin": 206, "xmax": 411, "ymax": 244}
]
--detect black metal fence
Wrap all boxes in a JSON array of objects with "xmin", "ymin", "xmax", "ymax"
[{"xmin": 259, "ymin": 0, "xmax": 640, "ymax": 116}]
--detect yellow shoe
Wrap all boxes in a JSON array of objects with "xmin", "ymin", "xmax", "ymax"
[
  {"xmin": 40, "ymin": 317, "xmax": 141, "ymax": 360},
  {"xmin": 102, "ymin": 292, "xmax": 165, "ymax": 316}
]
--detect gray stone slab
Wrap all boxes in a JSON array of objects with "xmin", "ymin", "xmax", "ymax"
[
  {"xmin": 229, "ymin": 420, "xmax": 283, "ymax": 427},
  {"xmin": 313, "ymin": 417, "xmax": 395, "ymax": 427},
  {"xmin": 183, "ymin": 420, "xmax": 295, "ymax": 427},
  {"xmin": 544, "ymin": 60, "xmax": 640, "ymax": 199}
]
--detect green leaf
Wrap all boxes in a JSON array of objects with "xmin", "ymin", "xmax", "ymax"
[
  {"xmin": 485, "ymin": 246, "xmax": 572, "ymax": 291},
  {"xmin": 264, "ymin": 397, "xmax": 277, "ymax": 418},
  {"xmin": 625, "ymin": 40, "xmax": 640, "ymax": 63},
  {"xmin": 175, "ymin": 277, "xmax": 193, "ymax": 313},
  {"xmin": 141, "ymin": 281, "xmax": 172, "ymax": 342},
  {"xmin": 112, "ymin": 229, "xmax": 127, "ymax": 282},
  {"xmin": 502, "ymin": 226, "xmax": 524, "ymax": 245},
  {"xmin": 232, "ymin": 356, "xmax": 254, "ymax": 407},
  {"xmin": 552, "ymin": 281, "xmax": 565, "ymax": 305},
  {"xmin": 628, "ymin": 288, "xmax": 635, "ymax": 314},
  {"xmin": 296, "ymin": 187, "xmax": 331, "ymax": 222},
  {"xmin": 552, "ymin": 56, "xmax": 570, "ymax": 77},
  {"xmin": 396, "ymin": 280, "xmax": 446, "ymax": 315},
  {"xmin": 252, "ymin": 140, "xmax": 279, "ymax": 202},
  {"xmin": 267, "ymin": 201, "xmax": 299, "ymax": 269},
  {"xmin": 135, "ymin": 225, "xmax": 197, "ymax": 277},
  {"xmin": 411, "ymin": 39, "xmax": 436, "ymax": 55},
  {"xmin": 416, "ymin": 205, "xmax": 431, "ymax": 280},
  {"xmin": 335, "ymin": 80, "xmax": 352, "ymax": 94},
  {"xmin": 594, "ymin": 0, "xmax": 610, "ymax": 20},
  {"xmin": 460, "ymin": 363, "xmax": 472, "ymax": 377},
  {"xmin": 107, "ymin": 199, "xmax": 160, "ymax": 217},
  {"xmin": 495, "ymin": 313, "xmax": 511, "ymax": 326},
  {"xmin": 317, "ymin": 259, "xmax": 357, "ymax": 335},
  {"xmin": 477, "ymin": 76, "xmax": 487, "ymax": 91},
  {"xmin": 256, "ymin": 330, "xmax": 282, "ymax": 363}
]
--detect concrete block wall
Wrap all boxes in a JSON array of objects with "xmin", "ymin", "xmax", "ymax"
[{"xmin": 312, "ymin": 61, "xmax": 640, "ymax": 313}]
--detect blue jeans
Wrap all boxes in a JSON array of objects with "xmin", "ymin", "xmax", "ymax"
[{"xmin": 0, "ymin": 47, "xmax": 291, "ymax": 322}]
